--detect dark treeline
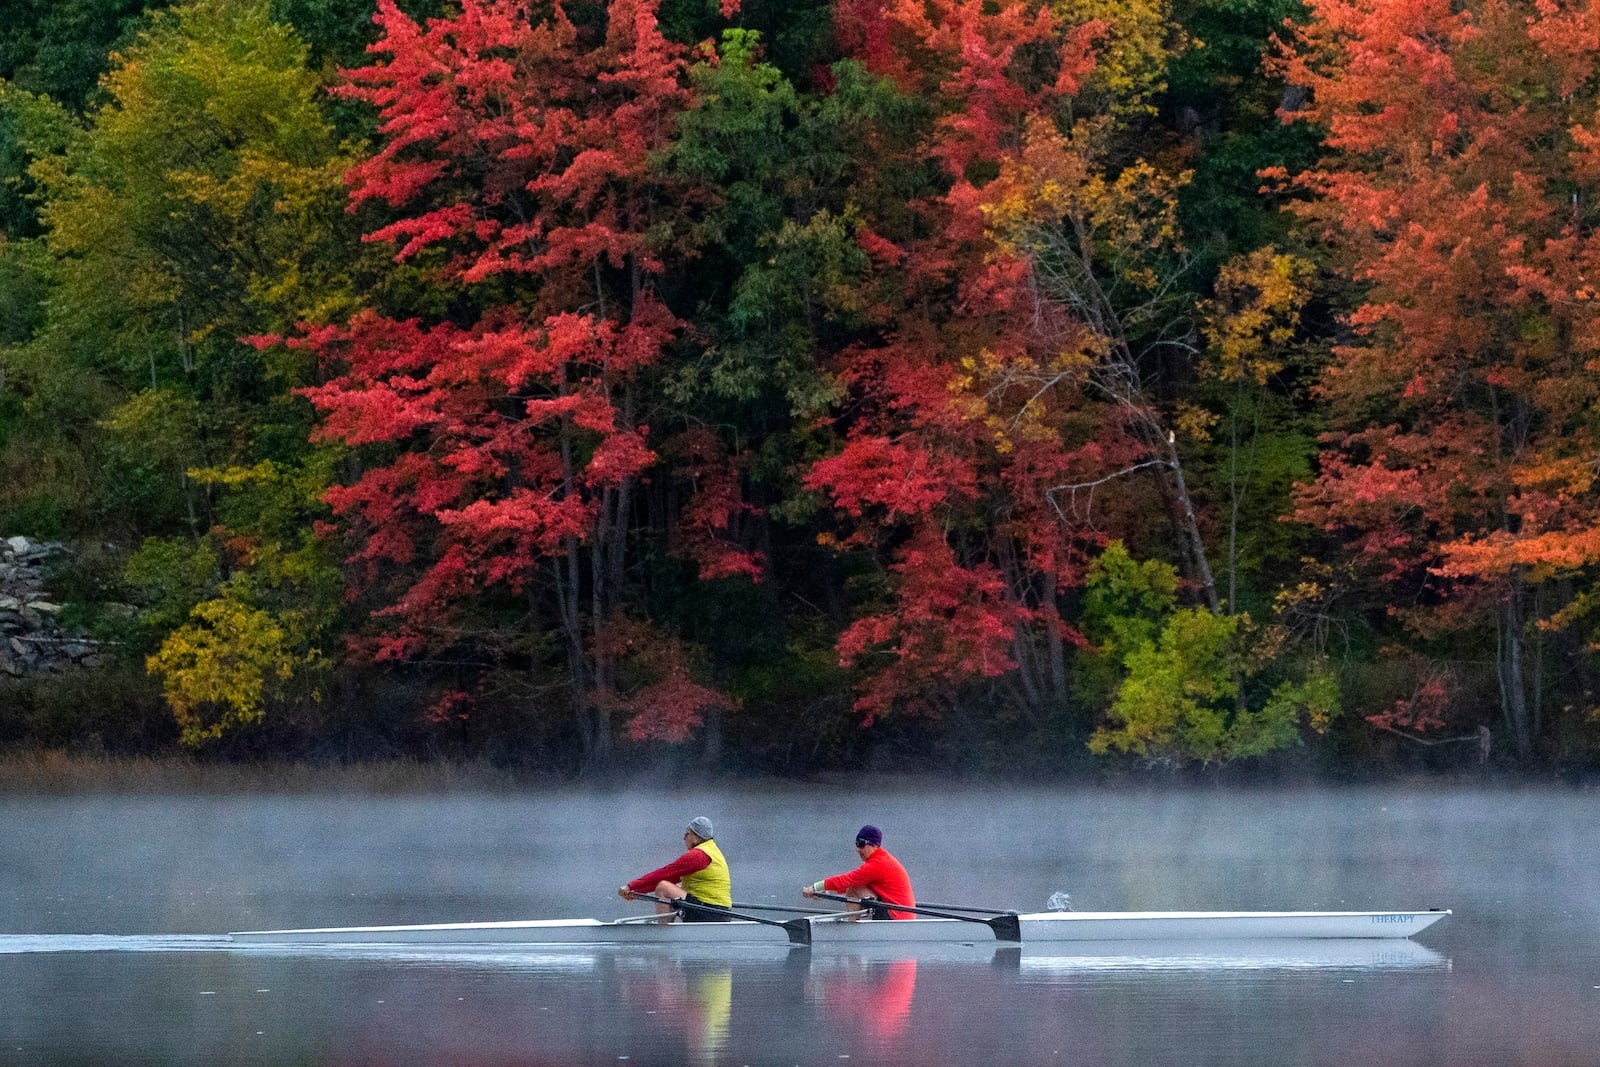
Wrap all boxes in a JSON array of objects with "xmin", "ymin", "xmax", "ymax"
[{"xmin": 1, "ymin": 0, "xmax": 1597, "ymax": 776}]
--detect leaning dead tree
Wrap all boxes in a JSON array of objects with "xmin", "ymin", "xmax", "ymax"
[{"xmin": 992, "ymin": 130, "xmax": 1221, "ymax": 613}]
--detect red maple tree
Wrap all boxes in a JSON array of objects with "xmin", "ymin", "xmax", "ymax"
[
  {"xmin": 281, "ymin": 0, "xmax": 730, "ymax": 760},
  {"xmin": 803, "ymin": 0, "xmax": 1114, "ymax": 722}
]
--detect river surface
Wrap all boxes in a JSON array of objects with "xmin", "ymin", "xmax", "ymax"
[{"xmin": 1, "ymin": 783, "xmax": 1596, "ymax": 1065}]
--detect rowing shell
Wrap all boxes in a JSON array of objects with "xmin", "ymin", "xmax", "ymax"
[{"xmin": 228, "ymin": 909, "xmax": 1449, "ymax": 946}]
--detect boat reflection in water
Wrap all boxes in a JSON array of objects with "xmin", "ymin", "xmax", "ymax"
[
  {"xmin": 1009, "ymin": 938, "xmax": 1448, "ymax": 974},
  {"xmin": 213, "ymin": 935, "xmax": 1448, "ymax": 974},
  {"xmin": 0, "ymin": 935, "xmax": 1450, "ymax": 1066}
]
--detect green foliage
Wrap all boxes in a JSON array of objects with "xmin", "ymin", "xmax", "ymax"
[
  {"xmin": 1167, "ymin": 0, "xmax": 1304, "ymax": 106},
  {"xmin": 0, "ymin": 662, "xmax": 172, "ymax": 752},
  {"xmin": 0, "ymin": 235, "xmax": 49, "ymax": 345},
  {"xmin": 0, "ymin": 1, "xmax": 156, "ymax": 237},
  {"xmin": 0, "ymin": 0, "xmax": 160, "ymax": 109},
  {"xmin": 0, "ymin": 234, "xmax": 45, "ymax": 458},
  {"xmin": 1181, "ymin": 247, "xmax": 1322, "ymax": 614},
  {"xmin": 660, "ymin": 34, "xmax": 899, "ymax": 550},
  {"xmin": 6, "ymin": 0, "xmax": 358, "ymax": 539},
  {"xmin": 1180, "ymin": 121, "xmax": 1323, "ymax": 261},
  {"xmin": 124, "ymin": 536, "xmax": 221, "ymax": 638},
  {"xmin": 123, "ymin": 457, "xmax": 340, "ymax": 742},
  {"xmin": 1258, "ymin": 669, "xmax": 1339, "ymax": 746},
  {"xmin": 1081, "ymin": 540, "xmax": 1180, "ymax": 654},
  {"xmin": 34, "ymin": 0, "xmax": 356, "ymax": 334},
  {"xmin": 188, "ymin": 458, "xmax": 343, "ymax": 643},
  {"xmin": 711, "ymin": 210, "xmax": 862, "ymax": 414},
  {"xmin": 97, "ymin": 388, "xmax": 206, "ymax": 532},
  {"xmin": 0, "ymin": 83, "xmax": 78, "ymax": 237},
  {"xmin": 669, "ymin": 31, "xmax": 805, "ymax": 266},
  {"xmin": 1082, "ymin": 541, "xmax": 1334, "ymax": 764},
  {"xmin": 1167, "ymin": 0, "xmax": 1323, "ymax": 265},
  {"xmin": 1, "ymin": 0, "xmax": 355, "ymax": 747},
  {"xmin": 0, "ymin": 494, "xmax": 68, "ymax": 539},
  {"xmin": 268, "ymin": 0, "xmax": 396, "ymax": 70},
  {"xmin": 658, "ymin": 0, "xmax": 836, "ymax": 81}
]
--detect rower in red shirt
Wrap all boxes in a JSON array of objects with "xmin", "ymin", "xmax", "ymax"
[{"xmin": 800, "ymin": 824, "xmax": 916, "ymax": 919}]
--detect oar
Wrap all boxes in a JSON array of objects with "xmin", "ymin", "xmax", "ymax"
[
  {"xmin": 902, "ymin": 901, "xmax": 1013, "ymax": 915},
  {"xmin": 727, "ymin": 901, "xmax": 850, "ymax": 916},
  {"xmin": 811, "ymin": 891, "xmax": 1022, "ymax": 942},
  {"xmin": 635, "ymin": 894, "xmax": 812, "ymax": 946}
]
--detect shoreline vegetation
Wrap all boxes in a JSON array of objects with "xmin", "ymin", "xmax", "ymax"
[
  {"xmin": 0, "ymin": 749, "xmax": 1589, "ymax": 796},
  {"xmin": 4, "ymin": 0, "xmax": 1599, "ymax": 775},
  {"xmin": 0, "ymin": 750, "xmax": 549, "ymax": 795}
]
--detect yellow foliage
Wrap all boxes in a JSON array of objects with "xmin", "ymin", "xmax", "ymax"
[
  {"xmin": 1174, "ymin": 400, "xmax": 1218, "ymax": 443},
  {"xmin": 1273, "ymin": 579, "xmax": 1326, "ymax": 613},
  {"xmin": 941, "ymin": 338, "xmax": 1107, "ymax": 456},
  {"xmin": 983, "ymin": 116, "xmax": 1191, "ymax": 292},
  {"xmin": 188, "ymin": 459, "xmax": 279, "ymax": 487},
  {"xmin": 147, "ymin": 597, "xmax": 317, "ymax": 746},
  {"xmin": 1050, "ymin": 0, "xmax": 1188, "ymax": 116},
  {"xmin": 1202, "ymin": 247, "xmax": 1313, "ymax": 385}
]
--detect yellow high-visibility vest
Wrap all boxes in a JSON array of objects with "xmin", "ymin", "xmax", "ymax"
[{"xmin": 680, "ymin": 839, "xmax": 731, "ymax": 908}]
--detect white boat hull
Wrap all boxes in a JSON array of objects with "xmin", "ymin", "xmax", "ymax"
[{"xmin": 228, "ymin": 909, "xmax": 1448, "ymax": 946}]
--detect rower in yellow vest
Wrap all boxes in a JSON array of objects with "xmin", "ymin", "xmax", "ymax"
[{"xmin": 619, "ymin": 816, "xmax": 733, "ymax": 922}]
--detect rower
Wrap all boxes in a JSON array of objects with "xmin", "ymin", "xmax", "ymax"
[
  {"xmin": 619, "ymin": 816, "xmax": 733, "ymax": 923},
  {"xmin": 801, "ymin": 824, "xmax": 916, "ymax": 919}
]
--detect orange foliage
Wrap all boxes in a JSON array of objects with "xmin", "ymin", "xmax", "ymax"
[{"xmin": 1281, "ymin": 0, "xmax": 1600, "ymax": 633}]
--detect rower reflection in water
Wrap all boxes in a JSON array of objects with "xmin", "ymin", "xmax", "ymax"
[
  {"xmin": 618, "ymin": 816, "xmax": 733, "ymax": 923},
  {"xmin": 614, "ymin": 961, "xmax": 733, "ymax": 1066},
  {"xmin": 802, "ymin": 824, "xmax": 917, "ymax": 919},
  {"xmin": 809, "ymin": 957, "xmax": 918, "ymax": 1045}
]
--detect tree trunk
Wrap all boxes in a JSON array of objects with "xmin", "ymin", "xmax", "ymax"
[
  {"xmin": 555, "ymin": 370, "xmax": 609, "ymax": 768},
  {"xmin": 1163, "ymin": 431, "xmax": 1221, "ymax": 614},
  {"xmin": 1126, "ymin": 407, "xmax": 1221, "ymax": 614},
  {"xmin": 1496, "ymin": 580, "xmax": 1532, "ymax": 759},
  {"xmin": 1045, "ymin": 598, "xmax": 1069, "ymax": 710}
]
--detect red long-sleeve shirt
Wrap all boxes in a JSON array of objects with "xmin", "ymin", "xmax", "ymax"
[
  {"xmin": 627, "ymin": 848, "xmax": 711, "ymax": 894},
  {"xmin": 821, "ymin": 847, "xmax": 916, "ymax": 918}
]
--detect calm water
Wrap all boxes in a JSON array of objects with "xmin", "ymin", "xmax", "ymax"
[{"xmin": 1, "ymin": 783, "xmax": 1596, "ymax": 1065}]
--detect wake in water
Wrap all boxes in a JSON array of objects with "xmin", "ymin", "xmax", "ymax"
[
  {"xmin": 0, "ymin": 934, "xmax": 230, "ymax": 954},
  {"xmin": 1046, "ymin": 891, "xmax": 1074, "ymax": 912}
]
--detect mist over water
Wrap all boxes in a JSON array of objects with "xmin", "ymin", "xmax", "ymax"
[{"xmin": 1, "ymin": 783, "xmax": 1596, "ymax": 1065}]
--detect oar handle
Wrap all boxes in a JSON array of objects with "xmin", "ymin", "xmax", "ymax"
[
  {"xmin": 811, "ymin": 891, "xmax": 1022, "ymax": 942},
  {"xmin": 637, "ymin": 894, "xmax": 812, "ymax": 946}
]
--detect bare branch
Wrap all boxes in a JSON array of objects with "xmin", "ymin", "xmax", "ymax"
[{"xmin": 1044, "ymin": 458, "xmax": 1170, "ymax": 522}]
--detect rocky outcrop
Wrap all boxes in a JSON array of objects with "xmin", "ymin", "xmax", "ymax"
[{"xmin": 0, "ymin": 536, "xmax": 103, "ymax": 678}]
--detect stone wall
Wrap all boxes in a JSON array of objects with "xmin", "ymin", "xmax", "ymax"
[{"xmin": 0, "ymin": 536, "xmax": 102, "ymax": 678}]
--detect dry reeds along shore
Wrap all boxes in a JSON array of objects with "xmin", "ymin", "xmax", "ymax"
[{"xmin": 0, "ymin": 750, "xmax": 544, "ymax": 794}]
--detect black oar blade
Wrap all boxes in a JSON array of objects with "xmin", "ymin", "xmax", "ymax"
[
  {"xmin": 988, "ymin": 912, "xmax": 1022, "ymax": 942},
  {"xmin": 782, "ymin": 918, "xmax": 813, "ymax": 946}
]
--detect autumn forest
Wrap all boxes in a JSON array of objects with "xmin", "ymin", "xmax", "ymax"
[{"xmin": 2, "ymin": 0, "xmax": 1598, "ymax": 775}]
